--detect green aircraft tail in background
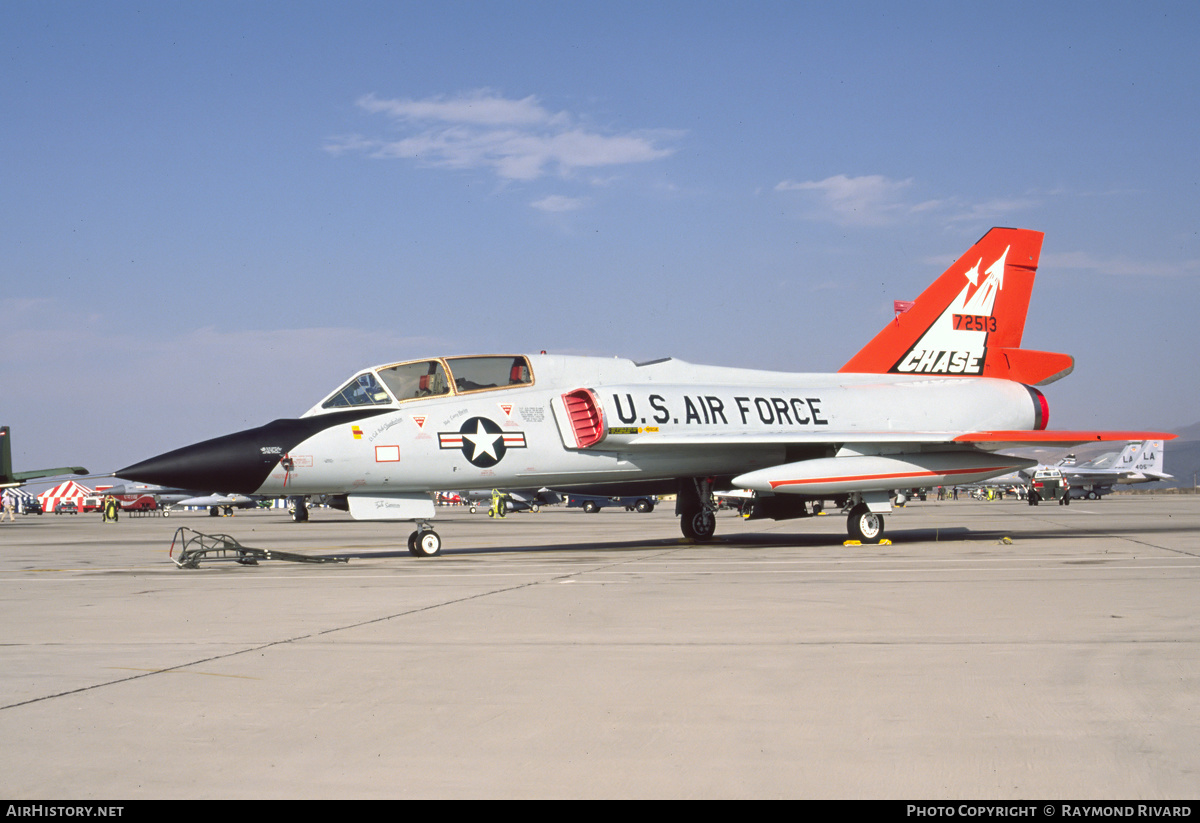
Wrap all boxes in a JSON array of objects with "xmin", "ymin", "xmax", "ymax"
[{"xmin": 0, "ymin": 426, "xmax": 89, "ymax": 489}]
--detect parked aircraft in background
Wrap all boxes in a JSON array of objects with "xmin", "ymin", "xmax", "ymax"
[
  {"xmin": 1040, "ymin": 440, "xmax": 1170, "ymax": 499},
  {"xmin": 0, "ymin": 426, "xmax": 88, "ymax": 489},
  {"xmin": 173, "ymin": 493, "xmax": 259, "ymax": 516},
  {"xmin": 97, "ymin": 481, "xmax": 189, "ymax": 506},
  {"xmin": 118, "ymin": 228, "xmax": 1175, "ymax": 555},
  {"xmin": 972, "ymin": 440, "xmax": 1172, "ymax": 500},
  {"xmin": 99, "ymin": 481, "xmax": 260, "ymax": 516}
]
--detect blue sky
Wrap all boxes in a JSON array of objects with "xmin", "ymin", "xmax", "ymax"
[{"xmin": 2, "ymin": 1, "xmax": 1197, "ymax": 477}]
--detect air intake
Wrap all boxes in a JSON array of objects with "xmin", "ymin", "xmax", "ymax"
[{"xmin": 561, "ymin": 389, "xmax": 605, "ymax": 448}]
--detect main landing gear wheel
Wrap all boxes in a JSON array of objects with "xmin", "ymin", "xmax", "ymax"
[
  {"xmin": 681, "ymin": 509, "xmax": 716, "ymax": 541},
  {"xmin": 677, "ymin": 476, "xmax": 717, "ymax": 542},
  {"xmin": 408, "ymin": 529, "xmax": 442, "ymax": 557},
  {"xmin": 847, "ymin": 503, "xmax": 884, "ymax": 543}
]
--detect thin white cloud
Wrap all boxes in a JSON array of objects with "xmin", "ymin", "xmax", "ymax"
[
  {"xmin": 943, "ymin": 197, "xmax": 1041, "ymax": 223},
  {"xmin": 775, "ymin": 174, "xmax": 914, "ymax": 226},
  {"xmin": 328, "ymin": 89, "xmax": 679, "ymax": 187},
  {"xmin": 356, "ymin": 90, "xmax": 558, "ymax": 127},
  {"xmin": 1043, "ymin": 251, "xmax": 1200, "ymax": 278},
  {"xmin": 775, "ymin": 174, "xmax": 1041, "ymax": 227},
  {"xmin": 531, "ymin": 195, "xmax": 587, "ymax": 213}
]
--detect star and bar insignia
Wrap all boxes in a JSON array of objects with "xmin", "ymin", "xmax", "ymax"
[{"xmin": 438, "ymin": 416, "xmax": 526, "ymax": 468}]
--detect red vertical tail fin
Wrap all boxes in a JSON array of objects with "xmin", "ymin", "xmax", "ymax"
[{"xmin": 840, "ymin": 227, "xmax": 1073, "ymax": 385}]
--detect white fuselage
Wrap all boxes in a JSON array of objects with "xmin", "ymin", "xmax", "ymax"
[{"xmin": 255, "ymin": 355, "xmax": 1039, "ymax": 497}]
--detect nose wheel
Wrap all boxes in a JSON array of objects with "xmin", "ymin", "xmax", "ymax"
[{"xmin": 408, "ymin": 526, "xmax": 442, "ymax": 557}]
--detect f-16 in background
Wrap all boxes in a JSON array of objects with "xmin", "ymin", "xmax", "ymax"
[
  {"xmin": 118, "ymin": 228, "xmax": 1175, "ymax": 555},
  {"xmin": 975, "ymin": 439, "xmax": 1173, "ymax": 500},
  {"xmin": 1053, "ymin": 439, "xmax": 1171, "ymax": 498}
]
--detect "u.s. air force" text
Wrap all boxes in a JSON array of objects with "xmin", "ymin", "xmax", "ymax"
[{"xmin": 611, "ymin": 394, "xmax": 828, "ymax": 427}]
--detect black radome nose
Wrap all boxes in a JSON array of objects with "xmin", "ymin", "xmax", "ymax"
[
  {"xmin": 118, "ymin": 424, "xmax": 287, "ymax": 493},
  {"xmin": 118, "ymin": 410, "xmax": 390, "ymax": 493}
]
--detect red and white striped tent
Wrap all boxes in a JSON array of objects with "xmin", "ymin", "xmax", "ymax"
[{"xmin": 38, "ymin": 480, "xmax": 94, "ymax": 512}]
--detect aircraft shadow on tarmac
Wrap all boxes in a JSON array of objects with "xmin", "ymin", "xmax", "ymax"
[
  {"xmin": 315, "ymin": 518, "xmax": 1198, "ymax": 560},
  {"xmin": 315, "ymin": 530, "xmax": 958, "ymax": 560}
]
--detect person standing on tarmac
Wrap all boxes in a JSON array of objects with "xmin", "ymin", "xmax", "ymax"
[{"xmin": 103, "ymin": 495, "xmax": 119, "ymax": 523}]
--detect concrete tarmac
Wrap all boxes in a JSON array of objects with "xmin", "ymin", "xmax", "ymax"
[{"xmin": 1, "ymin": 496, "xmax": 1198, "ymax": 799}]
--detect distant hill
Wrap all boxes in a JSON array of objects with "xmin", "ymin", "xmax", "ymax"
[
  {"xmin": 1161, "ymin": 434, "xmax": 1200, "ymax": 490},
  {"xmin": 1172, "ymin": 420, "xmax": 1200, "ymax": 441}
]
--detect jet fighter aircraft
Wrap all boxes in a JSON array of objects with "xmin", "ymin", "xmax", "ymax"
[
  {"xmin": 118, "ymin": 228, "xmax": 1175, "ymax": 555},
  {"xmin": 969, "ymin": 439, "xmax": 1172, "ymax": 501},
  {"xmin": 1059, "ymin": 440, "xmax": 1171, "ymax": 498},
  {"xmin": 1027, "ymin": 440, "xmax": 1170, "ymax": 499}
]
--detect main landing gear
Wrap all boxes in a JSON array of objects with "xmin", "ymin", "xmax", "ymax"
[
  {"xmin": 846, "ymin": 502, "xmax": 885, "ymax": 543},
  {"xmin": 408, "ymin": 521, "xmax": 441, "ymax": 557},
  {"xmin": 675, "ymin": 479, "xmax": 889, "ymax": 544},
  {"xmin": 677, "ymin": 477, "xmax": 717, "ymax": 541}
]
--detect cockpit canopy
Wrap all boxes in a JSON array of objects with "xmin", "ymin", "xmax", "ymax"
[{"xmin": 316, "ymin": 355, "xmax": 533, "ymax": 412}]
